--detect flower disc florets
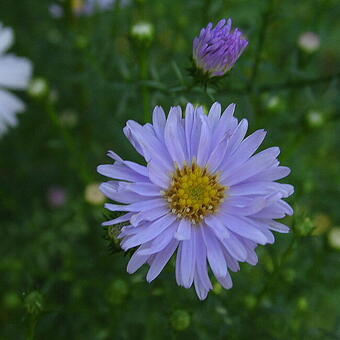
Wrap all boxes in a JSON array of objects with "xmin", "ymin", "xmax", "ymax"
[{"xmin": 165, "ymin": 163, "xmax": 226, "ymax": 224}]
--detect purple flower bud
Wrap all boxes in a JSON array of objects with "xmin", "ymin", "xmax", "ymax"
[
  {"xmin": 193, "ymin": 18, "xmax": 248, "ymax": 77},
  {"xmin": 73, "ymin": 0, "xmax": 130, "ymax": 16}
]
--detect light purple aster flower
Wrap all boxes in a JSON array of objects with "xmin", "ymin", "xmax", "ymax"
[
  {"xmin": 97, "ymin": 102, "xmax": 294, "ymax": 300},
  {"xmin": 193, "ymin": 19, "xmax": 248, "ymax": 77}
]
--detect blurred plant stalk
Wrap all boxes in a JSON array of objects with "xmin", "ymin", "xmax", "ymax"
[
  {"xmin": 140, "ymin": 48, "xmax": 151, "ymax": 123},
  {"xmin": 131, "ymin": 21, "xmax": 154, "ymax": 122},
  {"xmin": 46, "ymin": 100, "xmax": 92, "ymax": 184},
  {"xmin": 30, "ymin": 83, "xmax": 93, "ymax": 185}
]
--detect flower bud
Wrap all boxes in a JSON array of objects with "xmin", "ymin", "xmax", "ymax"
[
  {"xmin": 193, "ymin": 18, "xmax": 248, "ymax": 78},
  {"xmin": 328, "ymin": 227, "xmax": 340, "ymax": 250},
  {"xmin": 131, "ymin": 22, "xmax": 154, "ymax": 44},
  {"xmin": 296, "ymin": 217, "xmax": 315, "ymax": 237},
  {"xmin": 73, "ymin": 0, "xmax": 129, "ymax": 16},
  {"xmin": 170, "ymin": 310, "xmax": 191, "ymax": 331},
  {"xmin": 298, "ymin": 32, "xmax": 320, "ymax": 53},
  {"xmin": 85, "ymin": 183, "xmax": 105, "ymax": 205},
  {"xmin": 28, "ymin": 78, "xmax": 49, "ymax": 98},
  {"xmin": 306, "ymin": 110, "xmax": 324, "ymax": 128},
  {"xmin": 313, "ymin": 213, "xmax": 331, "ymax": 235},
  {"xmin": 24, "ymin": 291, "xmax": 43, "ymax": 315},
  {"xmin": 59, "ymin": 109, "xmax": 78, "ymax": 128},
  {"xmin": 297, "ymin": 297, "xmax": 308, "ymax": 311}
]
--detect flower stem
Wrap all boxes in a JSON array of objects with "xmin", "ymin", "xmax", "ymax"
[
  {"xmin": 247, "ymin": 0, "xmax": 276, "ymax": 92},
  {"xmin": 27, "ymin": 315, "xmax": 38, "ymax": 340},
  {"xmin": 45, "ymin": 99, "xmax": 92, "ymax": 184},
  {"xmin": 140, "ymin": 48, "xmax": 150, "ymax": 123}
]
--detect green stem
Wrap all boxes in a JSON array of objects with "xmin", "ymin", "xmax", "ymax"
[
  {"xmin": 140, "ymin": 72, "xmax": 340, "ymax": 96},
  {"xmin": 27, "ymin": 315, "xmax": 38, "ymax": 340},
  {"xmin": 45, "ymin": 99, "xmax": 91, "ymax": 184},
  {"xmin": 140, "ymin": 49, "xmax": 150, "ymax": 123},
  {"xmin": 247, "ymin": 0, "xmax": 276, "ymax": 92}
]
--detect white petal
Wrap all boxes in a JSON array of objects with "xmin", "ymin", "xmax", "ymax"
[
  {"xmin": 0, "ymin": 55, "xmax": 32, "ymax": 89},
  {"xmin": 0, "ymin": 25, "xmax": 14, "ymax": 54},
  {"xmin": 0, "ymin": 89, "xmax": 25, "ymax": 136}
]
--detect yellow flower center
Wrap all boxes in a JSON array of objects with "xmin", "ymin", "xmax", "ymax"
[{"xmin": 164, "ymin": 163, "xmax": 227, "ymax": 224}]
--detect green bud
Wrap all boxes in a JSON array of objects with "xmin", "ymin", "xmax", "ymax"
[
  {"xmin": 212, "ymin": 282, "xmax": 222, "ymax": 295},
  {"xmin": 244, "ymin": 295, "xmax": 257, "ymax": 309},
  {"xmin": 293, "ymin": 206, "xmax": 315, "ymax": 237},
  {"xmin": 24, "ymin": 291, "xmax": 44, "ymax": 315},
  {"xmin": 76, "ymin": 35, "xmax": 88, "ymax": 49},
  {"xmin": 59, "ymin": 110, "xmax": 78, "ymax": 128},
  {"xmin": 28, "ymin": 78, "xmax": 49, "ymax": 98},
  {"xmin": 297, "ymin": 297, "xmax": 308, "ymax": 311},
  {"xmin": 306, "ymin": 110, "xmax": 324, "ymax": 128},
  {"xmin": 131, "ymin": 22, "xmax": 154, "ymax": 44},
  {"xmin": 284, "ymin": 269, "xmax": 297, "ymax": 283},
  {"xmin": 296, "ymin": 217, "xmax": 315, "ymax": 237},
  {"xmin": 266, "ymin": 95, "xmax": 283, "ymax": 112},
  {"xmin": 170, "ymin": 310, "xmax": 191, "ymax": 331}
]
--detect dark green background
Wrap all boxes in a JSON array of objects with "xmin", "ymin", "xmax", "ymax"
[{"xmin": 1, "ymin": 0, "xmax": 340, "ymax": 338}]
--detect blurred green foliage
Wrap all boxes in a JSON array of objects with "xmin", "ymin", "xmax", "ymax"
[{"xmin": 1, "ymin": 0, "xmax": 340, "ymax": 338}]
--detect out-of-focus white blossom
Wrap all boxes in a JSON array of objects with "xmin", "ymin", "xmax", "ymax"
[
  {"xmin": 306, "ymin": 110, "xmax": 324, "ymax": 127},
  {"xmin": 131, "ymin": 22, "xmax": 154, "ymax": 42},
  {"xmin": 328, "ymin": 227, "xmax": 340, "ymax": 250},
  {"xmin": 298, "ymin": 32, "xmax": 320, "ymax": 53},
  {"xmin": 28, "ymin": 78, "xmax": 49, "ymax": 98},
  {"xmin": 0, "ymin": 23, "xmax": 32, "ymax": 137},
  {"xmin": 85, "ymin": 183, "xmax": 105, "ymax": 205}
]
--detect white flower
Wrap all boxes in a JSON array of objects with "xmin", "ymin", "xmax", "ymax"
[
  {"xmin": 85, "ymin": 183, "xmax": 105, "ymax": 205},
  {"xmin": 0, "ymin": 23, "xmax": 32, "ymax": 137},
  {"xmin": 131, "ymin": 22, "xmax": 154, "ymax": 41},
  {"xmin": 306, "ymin": 110, "xmax": 324, "ymax": 127},
  {"xmin": 28, "ymin": 78, "xmax": 48, "ymax": 98},
  {"xmin": 298, "ymin": 32, "xmax": 320, "ymax": 53},
  {"xmin": 328, "ymin": 227, "xmax": 340, "ymax": 250}
]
